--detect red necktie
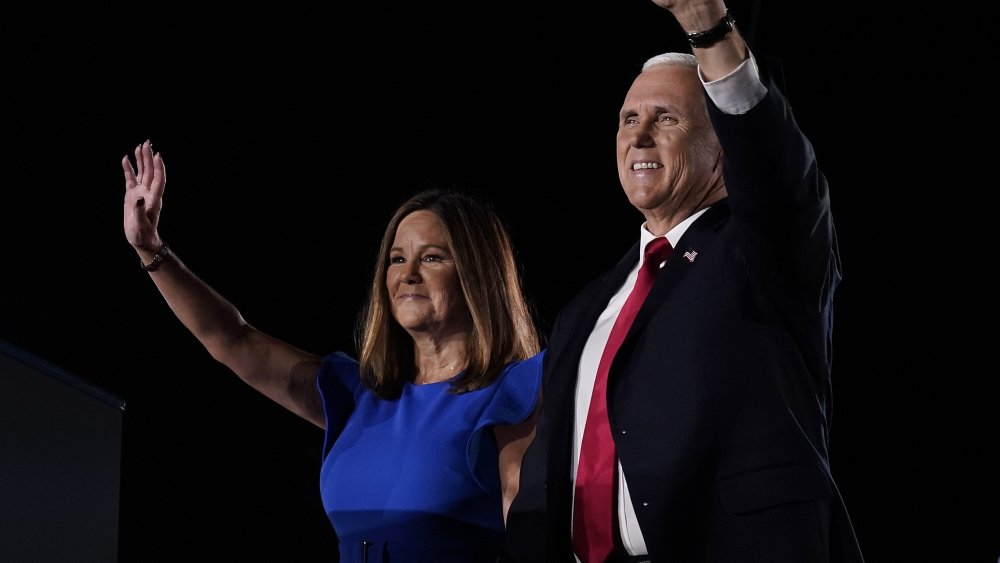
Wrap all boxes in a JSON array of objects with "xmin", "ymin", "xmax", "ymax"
[{"xmin": 573, "ymin": 236, "xmax": 672, "ymax": 563}]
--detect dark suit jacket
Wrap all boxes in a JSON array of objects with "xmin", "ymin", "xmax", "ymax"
[{"xmin": 505, "ymin": 65, "xmax": 864, "ymax": 562}]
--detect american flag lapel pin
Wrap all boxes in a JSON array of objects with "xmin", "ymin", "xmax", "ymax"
[{"xmin": 683, "ymin": 249, "xmax": 698, "ymax": 263}]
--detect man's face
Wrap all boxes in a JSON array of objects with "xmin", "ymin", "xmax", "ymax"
[{"xmin": 616, "ymin": 63, "xmax": 723, "ymax": 223}]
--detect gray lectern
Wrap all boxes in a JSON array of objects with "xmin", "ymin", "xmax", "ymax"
[{"xmin": 0, "ymin": 339, "xmax": 125, "ymax": 563}]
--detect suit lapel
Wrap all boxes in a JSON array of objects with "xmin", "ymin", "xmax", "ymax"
[
  {"xmin": 627, "ymin": 202, "xmax": 731, "ymax": 340},
  {"xmin": 546, "ymin": 203, "xmax": 731, "ymax": 459},
  {"xmin": 545, "ymin": 240, "xmax": 640, "ymax": 424}
]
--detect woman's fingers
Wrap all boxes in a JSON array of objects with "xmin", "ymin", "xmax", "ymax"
[
  {"xmin": 150, "ymin": 152, "xmax": 166, "ymax": 201},
  {"xmin": 134, "ymin": 143, "xmax": 144, "ymax": 183},
  {"xmin": 122, "ymin": 154, "xmax": 138, "ymax": 190}
]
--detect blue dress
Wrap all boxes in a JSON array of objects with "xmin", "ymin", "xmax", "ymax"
[{"xmin": 316, "ymin": 350, "xmax": 544, "ymax": 563}]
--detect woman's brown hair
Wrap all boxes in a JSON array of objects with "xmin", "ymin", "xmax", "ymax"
[{"xmin": 356, "ymin": 189, "xmax": 541, "ymax": 398}]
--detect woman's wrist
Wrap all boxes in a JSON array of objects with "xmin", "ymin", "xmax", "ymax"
[{"xmin": 138, "ymin": 241, "xmax": 171, "ymax": 272}]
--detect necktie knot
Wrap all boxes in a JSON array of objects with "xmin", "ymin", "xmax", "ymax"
[{"xmin": 643, "ymin": 237, "xmax": 672, "ymax": 269}]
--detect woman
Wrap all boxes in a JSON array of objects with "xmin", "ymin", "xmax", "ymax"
[{"xmin": 122, "ymin": 140, "xmax": 543, "ymax": 562}]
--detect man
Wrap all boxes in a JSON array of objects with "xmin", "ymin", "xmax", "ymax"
[{"xmin": 506, "ymin": 0, "xmax": 865, "ymax": 561}]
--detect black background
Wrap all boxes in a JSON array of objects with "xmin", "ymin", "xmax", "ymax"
[{"xmin": 3, "ymin": 2, "xmax": 994, "ymax": 561}]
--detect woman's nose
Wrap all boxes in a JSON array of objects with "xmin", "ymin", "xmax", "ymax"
[{"xmin": 401, "ymin": 261, "xmax": 421, "ymax": 284}]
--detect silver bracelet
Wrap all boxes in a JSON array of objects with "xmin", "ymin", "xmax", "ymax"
[{"xmin": 140, "ymin": 243, "xmax": 172, "ymax": 272}]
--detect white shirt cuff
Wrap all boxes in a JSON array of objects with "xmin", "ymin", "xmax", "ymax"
[{"xmin": 701, "ymin": 51, "xmax": 767, "ymax": 115}]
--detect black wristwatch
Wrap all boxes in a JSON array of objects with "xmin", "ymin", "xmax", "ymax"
[{"xmin": 686, "ymin": 10, "xmax": 736, "ymax": 49}]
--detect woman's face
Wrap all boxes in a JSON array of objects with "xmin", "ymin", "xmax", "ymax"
[{"xmin": 386, "ymin": 210, "xmax": 471, "ymax": 339}]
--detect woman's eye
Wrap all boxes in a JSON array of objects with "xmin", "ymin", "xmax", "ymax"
[
  {"xmin": 422, "ymin": 255, "xmax": 443, "ymax": 263},
  {"xmin": 389, "ymin": 256, "xmax": 405, "ymax": 264}
]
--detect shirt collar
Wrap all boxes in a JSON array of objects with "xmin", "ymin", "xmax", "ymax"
[{"xmin": 639, "ymin": 206, "xmax": 711, "ymax": 262}]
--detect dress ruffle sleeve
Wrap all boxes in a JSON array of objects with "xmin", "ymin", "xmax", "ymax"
[
  {"xmin": 466, "ymin": 350, "xmax": 546, "ymax": 498},
  {"xmin": 315, "ymin": 351, "xmax": 361, "ymax": 460}
]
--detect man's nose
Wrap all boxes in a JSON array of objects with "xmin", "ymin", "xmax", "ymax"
[{"xmin": 630, "ymin": 121, "xmax": 655, "ymax": 147}]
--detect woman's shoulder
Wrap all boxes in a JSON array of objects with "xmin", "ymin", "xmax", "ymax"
[
  {"xmin": 317, "ymin": 351, "xmax": 362, "ymax": 393},
  {"xmin": 484, "ymin": 350, "xmax": 545, "ymax": 420},
  {"xmin": 503, "ymin": 349, "xmax": 546, "ymax": 376}
]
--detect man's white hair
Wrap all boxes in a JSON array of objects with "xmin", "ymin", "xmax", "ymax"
[{"xmin": 641, "ymin": 52, "xmax": 698, "ymax": 72}]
